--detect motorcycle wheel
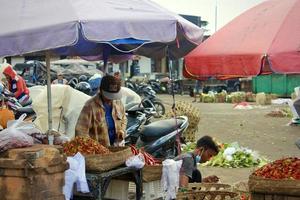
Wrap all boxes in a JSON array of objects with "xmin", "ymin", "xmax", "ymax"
[{"xmin": 153, "ymin": 101, "xmax": 165, "ymax": 118}]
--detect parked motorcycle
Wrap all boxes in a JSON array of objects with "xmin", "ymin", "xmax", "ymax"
[
  {"xmin": 125, "ymin": 102, "xmax": 155, "ymax": 145},
  {"xmin": 149, "ymin": 80, "xmax": 167, "ymax": 94},
  {"xmin": 123, "ymin": 89, "xmax": 189, "ymax": 159},
  {"xmin": 0, "ymin": 85, "xmax": 36, "ymax": 120},
  {"xmin": 68, "ymin": 76, "xmax": 92, "ymax": 95},
  {"xmin": 141, "ymin": 85, "xmax": 165, "ymax": 118},
  {"xmin": 135, "ymin": 116, "xmax": 189, "ymax": 159}
]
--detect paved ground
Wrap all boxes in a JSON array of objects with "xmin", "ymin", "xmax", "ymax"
[{"xmin": 158, "ymin": 94, "xmax": 300, "ymax": 185}]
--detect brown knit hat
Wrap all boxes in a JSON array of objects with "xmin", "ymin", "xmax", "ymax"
[{"xmin": 100, "ymin": 75, "xmax": 122, "ymax": 100}]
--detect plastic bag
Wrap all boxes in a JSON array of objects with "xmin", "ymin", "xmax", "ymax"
[
  {"xmin": 63, "ymin": 152, "xmax": 89, "ymax": 200},
  {"xmin": 7, "ymin": 114, "xmax": 42, "ymax": 135},
  {"xmin": 0, "ymin": 114, "xmax": 34, "ymax": 152},
  {"xmin": 125, "ymin": 153, "xmax": 145, "ymax": 169}
]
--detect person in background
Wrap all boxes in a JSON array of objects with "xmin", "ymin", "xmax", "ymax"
[
  {"xmin": 2, "ymin": 64, "xmax": 30, "ymax": 105},
  {"xmin": 75, "ymin": 75, "xmax": 127, "ymax": 146},
  {"xmin": 193, "ymin": 80, "xmax": 202, "ymax": 102},
  {"xmin": 52, "ymin": 72, "xmax": 68, "ymax": 85},
  {"xmin": 113, "ymin": 69, "xmax": 121, "ymax": 80},
  {"xmin": 174, "ymin": 135, "xmax": 220, "ymax": 188}
]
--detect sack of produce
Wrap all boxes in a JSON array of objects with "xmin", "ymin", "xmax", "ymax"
[
  {"xmin": 202, "ymin": 93, "xmax": 215, "ymax": 103},
  {"xmin": 215, "ymin": 91, "xmax": 227, "ymax": 103},
  {"xmin": 231, "ymin": 92, "xmax": 246, "ymax": 104},
  {"xmin": 256, "ymin": 93, "xmax": 273, "ymax": 105},
  {"xmin": 245, "ymin": 92, "xmax": 256, "ymax": 102}
]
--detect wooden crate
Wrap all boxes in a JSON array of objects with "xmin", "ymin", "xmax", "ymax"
[
  {"xmin": 0, "ymin": 145, "xmax": 68, "ymax": 200},
  {"xmin": 249, "ymin": 175, "xmax": 300, "ymax": 200}
]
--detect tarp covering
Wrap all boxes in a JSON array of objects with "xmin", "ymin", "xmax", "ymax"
[
  {"xmin": 30, "ymin": 86, "xmax": 140, "ymax": 138},
  {"xmin": 0, "ymin": 0, "xmax": 203, "ymax": 59},
  {"xmin": 184, "ymin": 0, "xmax": 300, "ymax": 78},
  {"xmin": 30, "ymin": 85, "xmax": 90, "ymax": 138}
]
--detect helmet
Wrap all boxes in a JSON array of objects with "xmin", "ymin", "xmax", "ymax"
[
  {"xmin": 78, "ymin": 75, "xmax": 88, "ymax": 82},
  {"xmin": 75, "ymin": 82, "xmax": 91, "ymax": 95}
]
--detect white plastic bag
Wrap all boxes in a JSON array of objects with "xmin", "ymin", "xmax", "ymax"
[
  {"xmin": 125, "ymin": 153, "xmax": 145, "ymax": 169},
  {"xmin": 0, "ymin": 114, "xmax": 34, "ymax": 152},
  {"xmin": 63, "ymin": 152, "xmax": 89, "ymax": 200},
  {"xmin": 161, "ymin": 159, "xmax": 183, "ymax": 200},
  {"xmin": 7, "ymin": 114, "xmax": 42, "ymax": 135}
]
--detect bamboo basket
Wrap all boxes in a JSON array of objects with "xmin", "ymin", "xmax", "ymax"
[
  {"xmin": 85, "ymin": 146, "xmax": 132, "ymax": 172},
  {"xmin": 233, "ymin": 181, "xmax": 250, "ymax": 200},
  {"xmin": 248, "ymin": 175, "xmax": 300, "ymax": 196},
  {"xmin": 142, "ymin": 165, "xmax": 162, "ymax": 182},
  {"xmin": 188, "ymin": 183, "xmax": 232, "ymax": 191},
  {"xmin": 177, "ymin": 183, "xmax": 238, "ymax": 200}
]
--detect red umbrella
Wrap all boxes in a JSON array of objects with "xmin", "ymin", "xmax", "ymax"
[{"xmin": 184, "ymin": 0, "xmax": 300, "ymax": 79}]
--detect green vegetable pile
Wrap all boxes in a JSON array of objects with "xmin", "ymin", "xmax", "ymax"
[
  {"xmin": 202, "ymin": 142, "xmax": 268, "ymax": 168},
  {"xmin": 181, "ymin": 141, "xmax": 268, "ymax": 168},
  {"xmin": 181, "ymin": 142, "xmax": 197, "ymax": 153}
]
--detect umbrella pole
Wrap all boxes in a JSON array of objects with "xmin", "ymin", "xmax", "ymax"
[{"xmin": 45, "ymin": 52, "xmax": 53, "ymax": 134}]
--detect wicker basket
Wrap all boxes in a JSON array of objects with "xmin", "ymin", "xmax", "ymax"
[
  {"xmin": 248, "ymin": 175, "xmax": 300, "ymax": 196},
  {"xmin": 177, "ymin": 183, "xmax": 238, "ymax": 200},
  {"xmin": 142, "ymin": 165, "xmax": 162, "ymax": 182},
  {"xmin": 233, "ymin": 181, "xmax": 250, "ymax": 200},
  {"xmin": 177, "ymin": 190, "xmax": 239, "ymax": 200},
  {"xmin": 85, "ymin": 147, "xmax": 132, "ymax": 172},
  {"xmin": 188, "ymin": 183, "xmax": 232, "ymax": 191}
]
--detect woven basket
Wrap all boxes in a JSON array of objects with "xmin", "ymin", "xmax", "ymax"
[
  {"xmin": 248, "ymin": 175, "xmax": 300, "ymax": 196},
  {"xmin": 177, "ymin": 183, "xmax": 238, "ymax": 200},
  {"xmin": 188, "ymin": 183, "xmax": 232, "ymax": 191},
  {"xmin": 85, "ymin": 146, "xmax": 132, "ymax": 172},
  {"xmin": 233, "ymin": 181, "xmax": 250, "ymax": 199},
  {"xmin": 142, "ymin": 165, "xmax": 162, "ymax": 182},
  {"xmin": 177, "ymin": 190, "xmax": 239, "ymax": 200}
]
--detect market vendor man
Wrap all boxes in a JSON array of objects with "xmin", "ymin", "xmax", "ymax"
[
  {"xmin": 75, "ymin": 75, "xmax": 127, "ymax": 146},
  {"xmin": 175, "ymin": 135, "xmax": 220, "ymax": 188}
]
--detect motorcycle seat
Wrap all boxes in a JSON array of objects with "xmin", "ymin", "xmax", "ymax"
[
  {"xmin": 21, "ymin": 98, "xmax": 32, "ymax": 107},
  {"xmin": 140, "ymin": 118, "xmax": 185, "ymax": 142},
  {"xmin": 17, "ymin": 107, "xmax": 35, "ymax": 114}
]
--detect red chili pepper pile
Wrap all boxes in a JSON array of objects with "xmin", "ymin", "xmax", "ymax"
[
  {"xmin": 253, "ymin": 157, "xmax": 300, "ymax": 180},
  {"xmin": 130, "ymin": 145, "xmax": 162, "ymax": 165},
  {"xmin": 63, "ymin": 136, "xmax": 111, "ymax": 156}
]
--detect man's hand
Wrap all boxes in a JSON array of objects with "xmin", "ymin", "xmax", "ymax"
[
  {"xmin": 202, "ymin": 175, "xmax": 219, "ymax": 183},
  {"xmin": 116, "ymin": 130, "xmax": 125, "ymax": 142}
]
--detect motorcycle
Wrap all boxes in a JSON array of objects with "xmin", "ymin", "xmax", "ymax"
[
  {"xmin": 0, "ymin": 87, "xmax": 36, "ymax": 120},
  {"xmin": 135, "ymin": 116, "xmax": 189, "ymax": 159},
  {"xmin": 141, "ymin": 85, "xmax": 165, "ymax": 118},
  {"xmin": 125, "ymin": 102, "xmax": 155, "ymax": 145},
  {"xmin": 123, "ymin": 88, "xmax": 189, "ymax": 159},
  {"xmin": 149, "ymin": 80, "xmax": 167, "ymax": 94}
]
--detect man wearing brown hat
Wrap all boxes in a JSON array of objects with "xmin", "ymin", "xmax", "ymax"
[{"xmin": 75, "ymin": 75, "xmax": 127, "ymax": 146}]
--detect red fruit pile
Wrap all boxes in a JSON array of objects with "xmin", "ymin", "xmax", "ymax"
[{"xmin": 254, "ymin": 157, "xmax": 300, "ymax": 180}]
